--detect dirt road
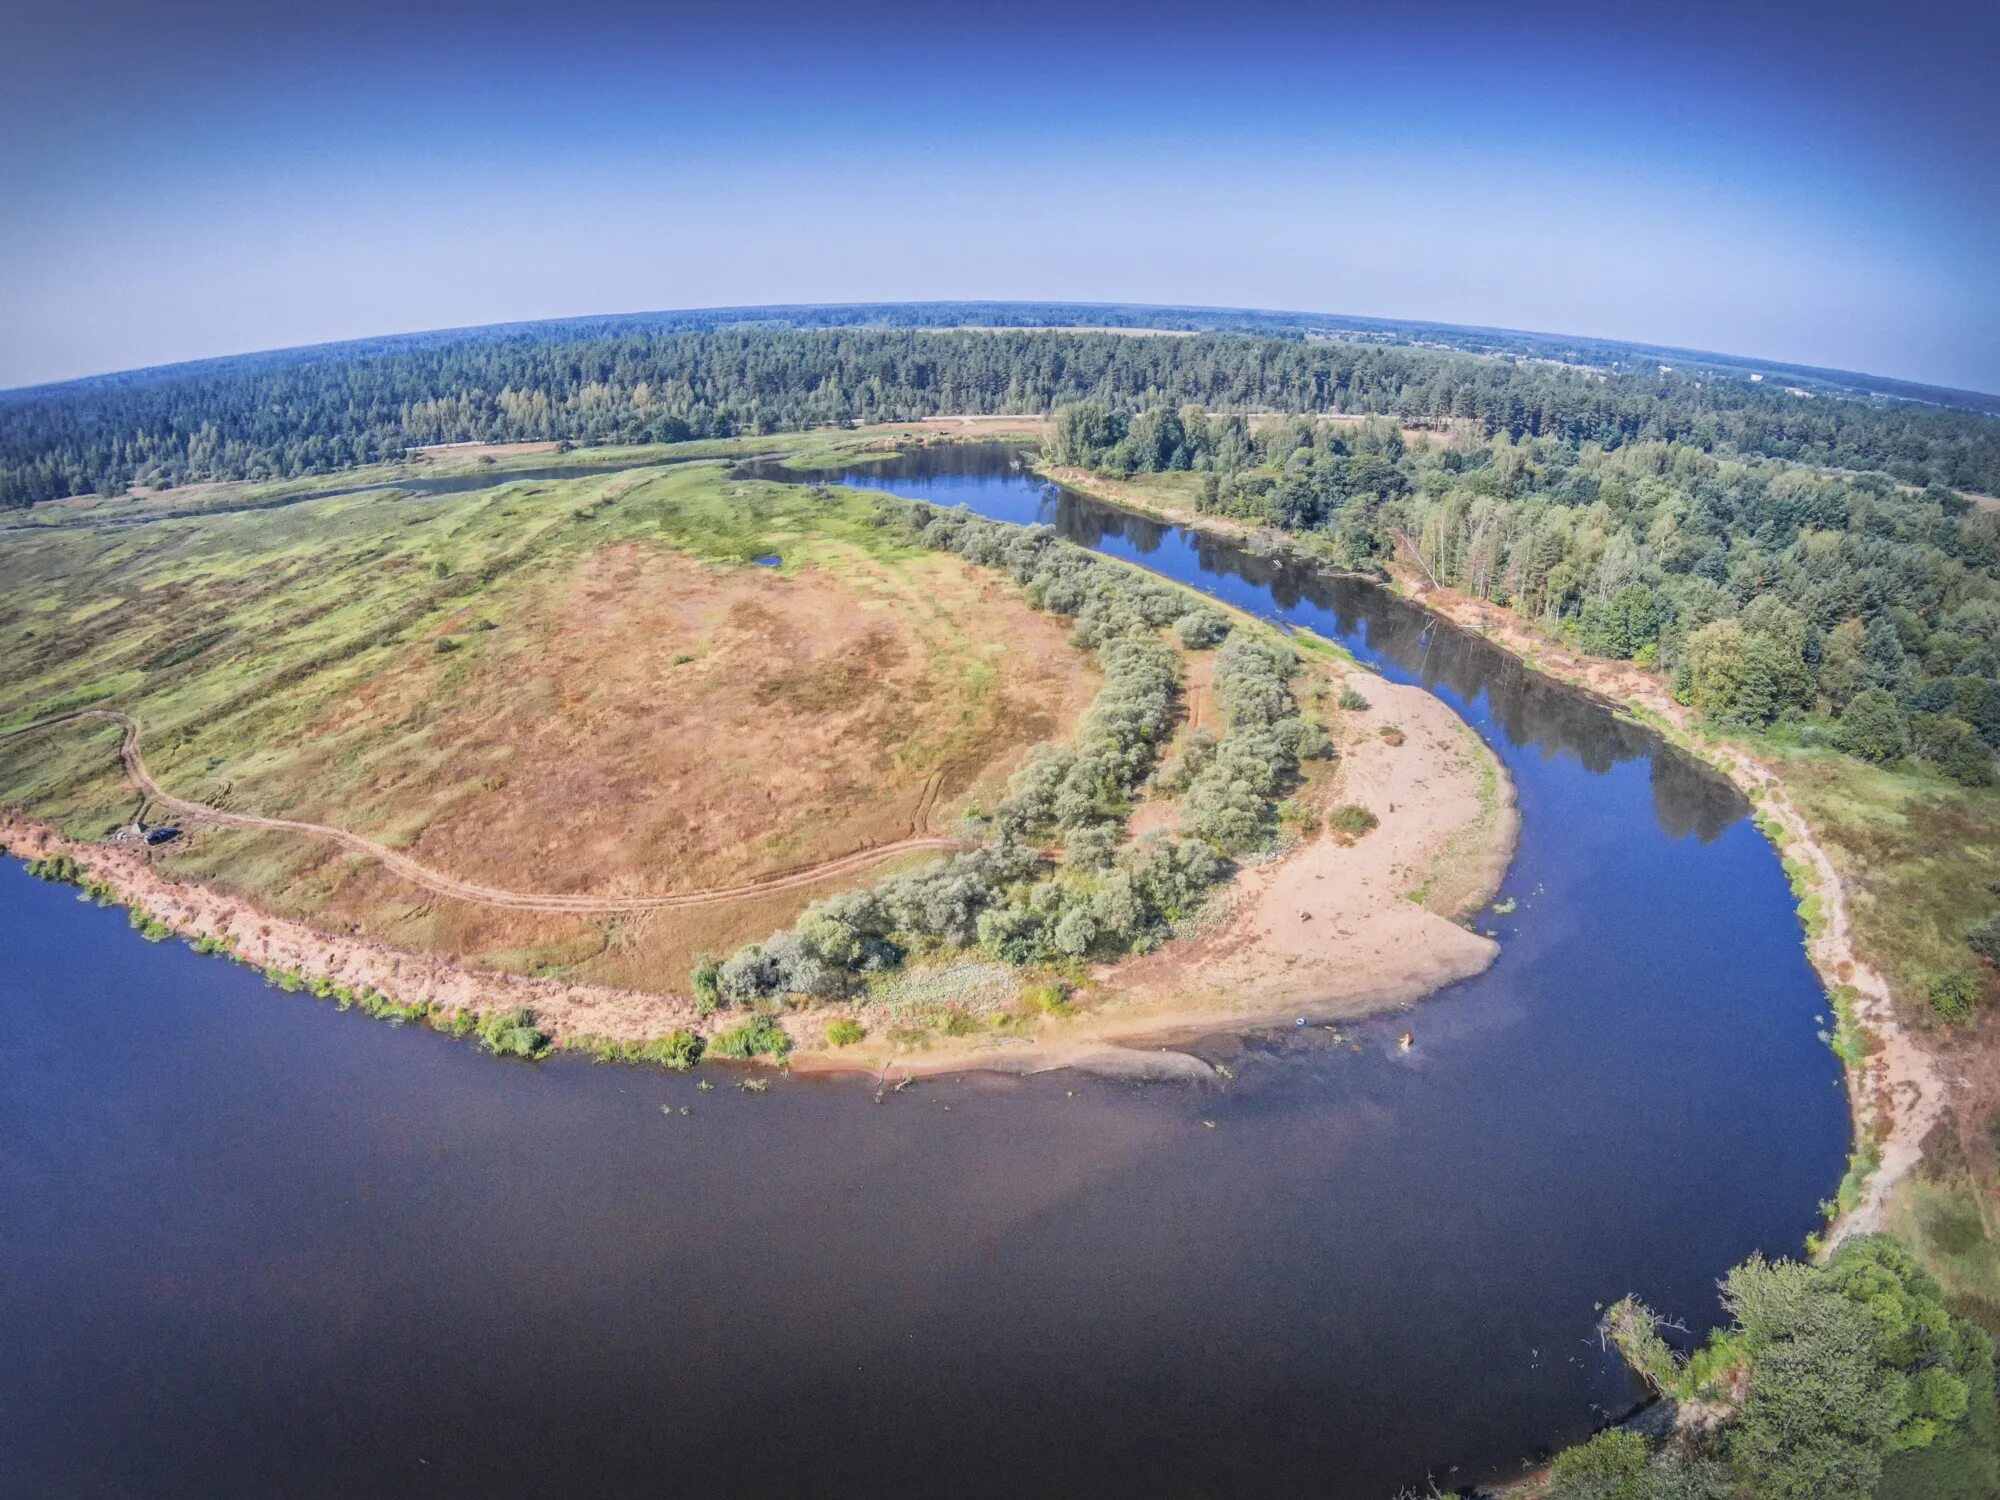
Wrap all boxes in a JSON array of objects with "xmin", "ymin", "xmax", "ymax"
[{"xmin": 4, "ymin": 711, "xmax": 969, "ymax": 913}]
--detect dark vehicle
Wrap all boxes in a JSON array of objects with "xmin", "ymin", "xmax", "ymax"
[{"xmin": 143, "ymin": 827, "xmax": 181, "ymax": 846}]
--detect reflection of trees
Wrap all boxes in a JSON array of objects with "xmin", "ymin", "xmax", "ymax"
[
  {"xmin": 1648, "ymin": 745, "xmax": 1744, "ymax": 843},
  {"xmin": 1049, "ymin": 493, "xmax": 1172, "ymax": 555}
]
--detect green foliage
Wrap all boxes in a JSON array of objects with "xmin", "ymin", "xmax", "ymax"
[
  {"xmin": 1337, "ymin": 686, "xmax": 1370, "ymax": 711},
  {"xmin": 1172, "ymin": 609, "xmax": 1230, "ymax": 649},
  {"xmin": 1878, "ymin": 1343, "xmax": 2000, "ymax": 1499},
  {"xmin": 1577, "ymin": 583, "xmax": 1662, "ymax": 661},
  {"xmin": 1020, "ymin": 980, "xmax": 1074, "ymax": 1016},
  {"xmin": 1723, "ymin": 1238, "xmax": 1989, "ymax": 1497},
  {"xmin": 1328, "ymin": 804, "xmax": 1379, "ymax": 840},
  {"xmin": 635, "ymin": 1030, "xmax": 705, "ymax": 1070},
  {"xmin": 1837, "ymin": 688, "xmax": 1910, "ymax": 764},
  {"xmin": 1546, "ymin": 1430, "xmax": 1649, "ymax": 1499},
  {"xmin": 709, "ymin": 503, "xmax": 1314, "ymax": 993},
  {"xmin": 1972, "ymin": 910, "xmax": 2000, "ymax": 969},
  {"xmin": 1912, "ymin": 714, "xmax": 1998, "ymax": 787},
  {"xmin": 1605, "ymin": 1296, "xmax": 1684, "ymax": 1393},
  {"xmin": 474, "ymin": 1008, "xmax": 551, "ymax": 1059},
  {"xmin": 25, "ymin": 852, "xmax": 84, "ymax": 884},
  {"xmin": 1829, "ymin": 1132, "xmax": 1884, "ymax": 1219},
  {"xmin": 1569, "ymin": 1237, "xmax": 1997, "ymax": 1500},
  {"xmin": 825, "ymin": 1017, "xmax": 866, "ymax": 1047},
  {"xmin": 126, "ymin": 906, "xmax": 173, "ymax": 941},
  {"xmin": 689, "ymin": 954, "xmax": 722, "ymax": 1017},
  {"xmin": 1545, "ymin": 1431, "xmax": 1732, "ymax": 1500},
  {"xmin": 710, "ymin": 1015, "xmax": 791, "ymax": 1060},
  {"xmin": 1930, "ymin": 972, "xmax": 1981, "ymax": 1022},
  {"xmin": 1820, "ymin": 984, "xmax": 1872, "ymax": 1067}
]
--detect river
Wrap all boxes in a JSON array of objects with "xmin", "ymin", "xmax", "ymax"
[{"xmin": 0, "ymin": 444, "xmax": 1849, "ymax": 1497}]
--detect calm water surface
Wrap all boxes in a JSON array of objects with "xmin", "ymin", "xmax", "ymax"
[{"xmin": 1, "ymin": 446, "xmax": 1848, "ymax": 1497}]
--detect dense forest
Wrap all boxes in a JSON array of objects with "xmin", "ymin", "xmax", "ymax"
[
  {"xmin": 1051, "ymin": 401, "xmax": 2000, "ymax": 792},
  {"xmin": 7, "ymin": 313, "xmax": 2000, "ymax": 506}
]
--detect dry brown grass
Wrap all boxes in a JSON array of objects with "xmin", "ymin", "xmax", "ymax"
[{"xmin": 155, "ymin": 540, "xmax": 1099, "ymax": 992}]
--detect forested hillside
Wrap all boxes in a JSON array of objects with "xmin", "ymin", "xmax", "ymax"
[
  {"xmin": 6, "ymin": 312, "xmax": 2000, "ymax": 505},
  {"xmin": 1053, "ymin": 402, "xmax": 2000, "ymax": 784}
]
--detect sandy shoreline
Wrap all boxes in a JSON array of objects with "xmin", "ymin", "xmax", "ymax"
[
  {"xmin": 1, "ymin": 436, "xmax": 1525, "ymax": 1079},
  {"xmin": 0, "ymin": 646, "xmax": 1517, "ymax": 1079}
]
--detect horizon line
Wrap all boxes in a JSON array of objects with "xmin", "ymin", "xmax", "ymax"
[{"xmin": 7, "ymin": 298, "xmax": 1997, "ymax": 409}]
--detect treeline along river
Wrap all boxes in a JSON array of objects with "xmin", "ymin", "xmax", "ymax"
[{"xmin": 0, "ymin": 445, "xmax": 1847, "ymax": 1497}]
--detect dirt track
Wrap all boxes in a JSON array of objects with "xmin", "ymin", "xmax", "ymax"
[{"xmin": 5, "ymin": 711, "xmax": 969, "ymax": 913}]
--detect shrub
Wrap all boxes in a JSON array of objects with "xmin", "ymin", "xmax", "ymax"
[
  {"xmin": 1172, "ymin": 609, "xmax": 1230, "ymax": 649},
  {"xmin": 639, "ymin": 1030, "xmax": 704, "ymax": 1070},
  {"xmin": 716, "ymin": 501, "xmax": 1307, "ymax": 983},
  {"xmin": 689, "ymin": 954, "xmax": 722, "ymax": 1015},
  {"xmin": 27, "ymin": 852, "xmax": 83, "ymax": 884},
  {"xmin": 128, "ymin": 908, "xmax": 173, "ymax": 941},
  {"xmin": 1021, "ymin": 981, "xmax": 1073, "ymax": 1016},
  {"xmin": 825, "ymin": 1017, "xmax": 866, "ymax": 1047},
  {"xmin": 1971, "ymin": 913, "xmax": 2000, "ymax": 969},
  {"xmin": 1179, "ymin": 634, "xmax": 1309, "ymax": 854},
  {"xmin": 1929, "ymin": 973, "xmax": 1979, "ymax": 1022},
  {"xmin": 1338, "ymin": 686, "xmax": 1370, "ymax": 711},
  {"xmin": 1546, "ymin": 1430, "xmax": 1649, "ymax": 1499},
  {"xmin": 475, "ymin": 1008, "xmax": 551, "ymax": 1059},
  {"xmin": 1064, "ymin": 820, "xmax": 1121, "ymax": 870},
  {"xmin": 710, "ymin": 1016, "xmax": 791, "ymax": 1060},
  {"xmin": 1910, "ymin": 713, "xmax": 1995, "ymax": 787},
  {"xmin": 1329, "ymin": 804, "xmax": 1379, "ymax": 840},
  {"xmin": 1723, "ymin": 1238, "xmax": 1989, "ymax": 1498},
  {"xmin": 1836, "ymin": 688, "xmax": 1907, "ymax": 763}
]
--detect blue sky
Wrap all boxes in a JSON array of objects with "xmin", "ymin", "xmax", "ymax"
[{"xmin": 4, "ymin": 0, "xmax": 1996, "ymax": 391}]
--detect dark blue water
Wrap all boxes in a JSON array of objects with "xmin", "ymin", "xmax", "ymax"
[{"xmin": 0, "ymin": 446, "xmax": 1848, "ymax": 1498}]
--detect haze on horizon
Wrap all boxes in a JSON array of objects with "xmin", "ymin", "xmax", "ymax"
[{"xmin": 4, "ymin": 0, "xmax": 1996, "ymax": 394}]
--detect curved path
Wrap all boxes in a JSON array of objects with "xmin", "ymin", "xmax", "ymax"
[{"xmin": 3, "ymin": 711, "xmax": 970, "ymax": 913}]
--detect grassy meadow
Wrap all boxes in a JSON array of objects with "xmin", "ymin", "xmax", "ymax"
[{"xmin": 0, "ymin": 443, "xmax": 1103, "ymax": 991}]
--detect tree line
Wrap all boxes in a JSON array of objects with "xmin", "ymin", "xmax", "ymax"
[
  {"xmin": 1061, "ymin": 403, "xmax": 2000, "ymax": 793},
  {"xmin": 7, "ymin": 319, "xmax": 2000, "ymax": 506}
]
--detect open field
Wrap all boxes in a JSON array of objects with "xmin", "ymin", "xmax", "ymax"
[
  {"xmin": 0, "ymin": 455, "xmax": 1099, "ymax": 989},
  {"xmin": 0, "ymin": 429, "xmax": 1515, "ymax": 1070}
]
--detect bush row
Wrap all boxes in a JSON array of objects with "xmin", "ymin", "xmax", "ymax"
[
  {"xmin": 1180, "ymin": 634, "xmax": 1331, "ymax": 853},
  {"xmin": 702, "ymin": 501, "xmax": 1323, "ymax": 1005}
]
